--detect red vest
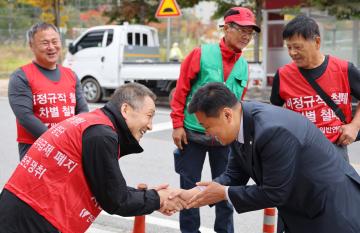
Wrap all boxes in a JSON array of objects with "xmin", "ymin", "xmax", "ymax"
[
  {"xmin": 279, "ymin": 56, "xmax": 352, "ymax": 142},
  {"xmin": 5, "ymin": 109, "xmax": 118, "ymax": 233},
  {"xmin": 17, "ymin": 63, "xmax": 77, "ymax": 144}
]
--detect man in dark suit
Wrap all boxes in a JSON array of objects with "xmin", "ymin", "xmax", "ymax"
[{"xmin": 178, "ymin": 82, "xmax": 360, "ymax": 233}]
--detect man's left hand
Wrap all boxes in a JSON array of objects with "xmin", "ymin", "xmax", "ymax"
[
  {"xmin": 186, "ymin": 181, "xmax": 226, "ymax": 209},
  {"xmin": 337, "ymin": 123, "xmax": 360, "ymax": 146}
]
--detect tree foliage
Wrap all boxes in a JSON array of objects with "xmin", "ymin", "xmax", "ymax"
[
  {"xmin": 103, "ymin": 0, "xmax": 219, "ymax": 24},
  {"xmin": 176, "ymin": 0, "xmax": 206, "ymax": 8},
  {"xmin": 0, "ymin": 0, "xmax": 7, "ymax": 8},
  {"xmin": 307, "ymin": 0, "xmax": 360, "ymax": 19},
  {"xmin": 18, "ymin": 0, "xmax": 68, "ymax": 26},
  {"xmin": 104, "ymin": 0, "xmax": 159, "ymax": 24}
]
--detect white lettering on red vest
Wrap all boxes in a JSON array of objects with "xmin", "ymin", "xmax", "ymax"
[{"xmin": 279, "ymin": 56, "xmax": 352, "ymax": 143}]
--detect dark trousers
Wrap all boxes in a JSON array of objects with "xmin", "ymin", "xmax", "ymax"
[
  {"xmin": 0, "ymin": 190, "xmax": 59, "ymax": 233},
  {"xmin": 174, "ymin": 141, "xmax": 234, "ymax": 233}
]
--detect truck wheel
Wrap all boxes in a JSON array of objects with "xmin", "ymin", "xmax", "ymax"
[
  {"xmin": 82, "ymin": 78, "xmax": 102, "ymax": 103},
  {"xmin": 169, "ymin": 87, "xmax": 176, "ymax": 105}
]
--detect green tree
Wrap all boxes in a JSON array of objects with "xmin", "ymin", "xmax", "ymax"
[
  {"xmin": 104, "ymin": 0, "xmax": 211, "ymax": 24},
  {"xmin": 307, "ymin": 0, "xmax": 360, "ymax": 19},
  {"xmin": 104, "ymin": 0, "xmax": 159, "ymax": 24},
  {"xmin": 176, "ymin": 0, "xmax": 205, "ymax": 8},
  {"xmin": 18, "ymin": 0, "xmax": 67, "ymax": 27},
  {"xmin": 0, "ymin": 0, "xmax": 7, "ymax": 7}
]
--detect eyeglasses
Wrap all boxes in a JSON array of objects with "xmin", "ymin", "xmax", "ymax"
[
  {"xmin": 230, "ymin": 25, "xmax": 256, "ymax": 37},
  {"xmin": 38, "ymin": 40, "xmax": 60, "ymax": 48}
]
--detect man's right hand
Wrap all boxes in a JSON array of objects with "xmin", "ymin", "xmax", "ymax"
[
  {"xmin": 172, "ymin": 127, "xmax": 188, "ymax": 150},
  {"xmin": 157, "ymin": 188, "xmax": 187, "ymax": 215}
]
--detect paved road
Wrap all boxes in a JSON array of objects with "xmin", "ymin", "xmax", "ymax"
[{"xmin": 1, "ymin": 97, "xmax": 360, "ymax": 233}]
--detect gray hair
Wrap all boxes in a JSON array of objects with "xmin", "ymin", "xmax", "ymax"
[
  {"xmin": 110, "ymin": 83, "xmax": 156, "ymax": 110},
  {"xmin": 27, "ymin": 22, "xmax": 59, "ymax": 44}
]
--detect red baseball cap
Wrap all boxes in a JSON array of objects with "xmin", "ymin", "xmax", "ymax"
[{"xmin": 224, "ymin": 7, "xmax": 261, "ymax": 33}]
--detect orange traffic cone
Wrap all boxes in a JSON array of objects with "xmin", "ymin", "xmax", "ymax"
[
  {"xmin": 263, "ymin": 208, "xmax": 276, "ymax": 233},
  {"xmin": 132, "ymin": 183, "xmax": 147, "ymax": 233},
  {"xmin": 132, "ymin": 215, "xmax": 145, "ymax": 233}
]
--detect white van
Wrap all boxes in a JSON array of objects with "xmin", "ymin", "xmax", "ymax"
[{"xmin": 63, "ymin": 23, "xmax": 265, "ymax": 103}]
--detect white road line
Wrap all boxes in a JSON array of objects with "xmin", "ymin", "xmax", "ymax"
[
  {"xmin": 148, "ymin": 122, "xmax": 172, "ymax": 134},
  {"xmin": 101, "ymin": 212, "xmax": 215, "ymax": 233},
  {"xmin": 86, "ymin": 227, "xmax": 115, "ymax": 233}
]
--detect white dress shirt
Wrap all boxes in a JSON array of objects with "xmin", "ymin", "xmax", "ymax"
[{"xmin": 225, "ymin": 111, "xmax": 244, "ymax": 204}]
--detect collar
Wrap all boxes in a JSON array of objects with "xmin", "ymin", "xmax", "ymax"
[
  {"xmin": 220, "ymin": 38, "xmax": 242, "ymax": 60},
  {"xmin": 32, "ymin": 61, "xmax": 58, "ymax": 71},
  {"xmin": 102, "ymin": 102, "xmax": 143, "ymax": 157},
  {"xmin": 237, "ymin": 109, "xmax": 244, "ymax": 144}
]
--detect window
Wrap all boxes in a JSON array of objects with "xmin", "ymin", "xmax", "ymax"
[
  {"xmin": 143, "ymin": 34, "xmax": 148, "ymax": 46},
  {"xmin": 127, "ymin": 33, "xmax": 133, "ymax": 45},
  {"xmin": 106, "ymin": 29, "xmax": 114, "ymax": 46},
  {"xmin": 127, "ymin": 32, "xmax": 148, "ymax": 46},
  {"xmin": 76, "ymin": 30, "xmax": 104, "ymax": 51},
  {"xmin": 135, "ymin": 33, "xmax": 140, "ymax": 46}
]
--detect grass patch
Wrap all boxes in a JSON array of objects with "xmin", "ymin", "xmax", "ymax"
[
  {"xmin": 0, "ymin": 44, "xmax": 33, "ymax": 74},
  {"xmin": 0, "ymin": 43, "xmax": 68, "ymax": 77}
]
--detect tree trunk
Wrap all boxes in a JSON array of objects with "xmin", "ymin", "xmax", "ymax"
[
  {"xmin": 253, "ymin": 0, "xmax": 262, "ymax": 62},
  {"xmin": 53, "ymin": 0, "xmax": 60, "ymax": 28}
]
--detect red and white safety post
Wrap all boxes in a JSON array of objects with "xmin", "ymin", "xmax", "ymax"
[{"xmin": 263, "ymin": 208, "xmax": 276, "ymax": 233}]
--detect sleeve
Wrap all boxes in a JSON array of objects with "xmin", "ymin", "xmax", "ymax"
[
  {"xmin": 270, "ymin": 71, "xmax": 285, "ymax": 106},
  {"xmin": 227, "ymin": 128, "xmax": 298, "ymax": 214},
  {"xmin": 348, "ymin": 62, "xmax": 360, "ymax": 100},
  {"xmin": 170, "ymin": 47, "xmax": 201, "ymax": 129},
  {"xmin": 74, "ymin": 73, "xmax": 89, "ymax": 114},
  {"xmin": 214, "ymin": 146, "xmax": 250, "ymax": 186},
  {"xmin": 82, "ymin": 125, "xmax": 160, "ymax": 216},
  {"xmin": 8, "ymin": 69, "xmax": 48, "ymax": 138}
]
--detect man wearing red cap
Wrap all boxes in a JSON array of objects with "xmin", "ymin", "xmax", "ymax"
[{"xmin": 170, "ymin": 6, "xmax": 260, "ymax": 233}]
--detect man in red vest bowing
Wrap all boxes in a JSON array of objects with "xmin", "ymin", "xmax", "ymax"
[
  {"xmin": 0, "ymin": 83, "xmax": 185, "ymax": 233},
  {"xmin": 8, "ymin": 22, "xmax": 89, "ymax": 160}
]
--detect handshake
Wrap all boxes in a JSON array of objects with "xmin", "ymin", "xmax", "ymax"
[{"xmin": 141, "ymin": 181, "xmax": 228, "ymax": 216}]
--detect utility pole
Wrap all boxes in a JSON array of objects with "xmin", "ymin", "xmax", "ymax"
[
  {"xmin": 166, "ymin": 18, "xmax": 171, "ymax": 62},
  {"xmin": 254, "ymin": 0, "xmax": 262, "ymax": 62},
  {"xmin": 8, "ymin": 0, "xmax": 14, "ymax": 43},
  {"xmin": 53, "ymin": 0, "xmax": 62, "ymax": 62},
  {"xmin": 54, "ymin": 0, "xmax": 61, "ymax": 29}
]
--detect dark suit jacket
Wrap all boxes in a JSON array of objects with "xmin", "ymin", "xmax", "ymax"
[{"xmin": 215, "ymin": 101, "xmax": 360, "ymax": 233}]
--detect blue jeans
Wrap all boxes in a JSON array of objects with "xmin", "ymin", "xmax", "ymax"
[{"xmin": 174, "ymin": 141, "xmax": 234, "ymax": 233}]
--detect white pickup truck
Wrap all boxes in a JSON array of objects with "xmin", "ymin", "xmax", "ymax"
[{"xmin": 63, "ymin": 23, "xmax": 265, "ymax": 103}]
